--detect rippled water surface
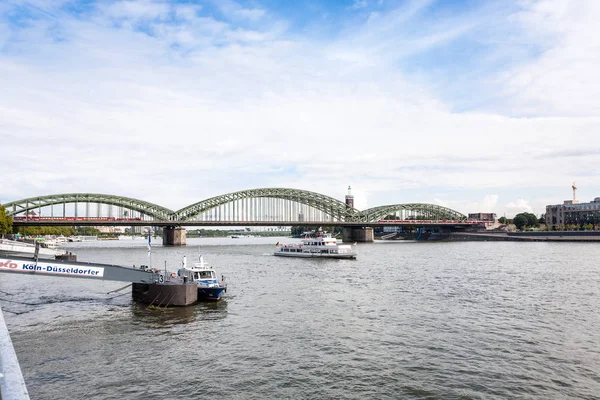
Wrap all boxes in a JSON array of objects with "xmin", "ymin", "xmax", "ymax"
[{"xmin": 2, "ymin": 238, "xmax": 600, "ymax": 399}]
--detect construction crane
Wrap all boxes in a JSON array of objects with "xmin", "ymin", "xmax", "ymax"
[{"xmin": 572, "ymin": 182, "xmax": 577, "ymax": 203}]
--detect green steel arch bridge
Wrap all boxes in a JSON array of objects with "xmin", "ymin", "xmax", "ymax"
[{"xmin": 3, "ymin": 188, "xmax": 477, "ymax": 243}]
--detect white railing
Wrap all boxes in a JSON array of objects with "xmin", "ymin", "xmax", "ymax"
[{"xmin": 0, "ymin": 239, "xmax": 67, "ymax": 257}]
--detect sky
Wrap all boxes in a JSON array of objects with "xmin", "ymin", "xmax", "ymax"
[{"xmin": 1, "ymin": 0, "xmax": 599, "ymax": 218}]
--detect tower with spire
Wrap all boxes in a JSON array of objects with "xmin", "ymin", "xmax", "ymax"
[{"xmin": 345, "ymin": 186, "xmax": 354, "ymax": 208}]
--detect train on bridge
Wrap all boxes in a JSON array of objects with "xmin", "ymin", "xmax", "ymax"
[
  {"xmin": 376, "ymin": 219, "xmax": 482, "ymax": 224},
  {"xmin": 12, "ymin": 217, "xmax": 144, "ymax": 222}
]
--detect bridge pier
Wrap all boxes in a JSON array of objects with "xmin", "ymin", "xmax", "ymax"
[
  {"xmin": 163, "ymin": 226, "xmax": 186, "ymax": 246},
  {"xmin": 343, "ymin": 227, "xmax": 374, "ymax": 243}
]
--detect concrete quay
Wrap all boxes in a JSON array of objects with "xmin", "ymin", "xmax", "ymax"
[
  {"xmin": 0, "ymin": 306, "xmax": 30, "ymax": 400},
  {"xmin": 449, "ymin": 231, "xmax": 600, "ymax": 242}
]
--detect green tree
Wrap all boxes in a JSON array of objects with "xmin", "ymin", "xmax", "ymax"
[
  {"xmin": 76, "ymin": 227, "xmax": 101, "ymax": 236},
  {"xmin": 17, "ymin": 226, "xmax": 77, "ymax": 236},
  {"xmin": 513, "ymin": 214, "xmax": 527, "ymax": 230},
  {"xmin": 0, "ymin": 205, "xmax": 13, "ymax": 236},
  {"xmin": 526, "ymin": 213, "xmax": 539, "ymax": 227},
  {"xmin": 498, "ymin": 216, "xmax": 508, "ymax": 224},
  {"xmin": 290, "ymin": 225, "xmax": 341, "ymax": 238},
  {"xmin": 513, "ymin": 212, "xmax": 539, "ymax": 230}
]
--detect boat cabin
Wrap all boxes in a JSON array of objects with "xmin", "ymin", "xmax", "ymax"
[{"xmin": 191, "ymin": 269, "xmax": 216, "ymax": 280}]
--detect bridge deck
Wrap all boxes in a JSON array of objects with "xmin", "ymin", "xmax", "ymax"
[{"xmin": 11, "ymin": 219, "xmax": 483, "ymax": 227}]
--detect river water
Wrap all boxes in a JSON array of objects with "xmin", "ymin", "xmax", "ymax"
[{"xmin": 2, "ymin": 238, "xmax": 600, "ymax": 399}]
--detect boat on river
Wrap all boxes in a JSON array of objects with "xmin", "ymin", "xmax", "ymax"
[
  {"xmin": 274, "ymin": 231, "xmax": 358, "ymax": 259},
  {"xmin": 178, "ymin": 256, "xmax": 227, "ymax": 301},
  {"xmin": 68, "ymin": 235, "xmax": 97, "ymax": 242}
]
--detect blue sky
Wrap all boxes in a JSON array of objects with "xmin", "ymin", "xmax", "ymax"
[{"xmin": 1, "ymin": 0, "xmax": 599, "ymax": 217}]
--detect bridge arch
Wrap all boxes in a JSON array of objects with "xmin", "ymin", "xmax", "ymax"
[
  {"xmin": 354, "ymin": 203, "xmax": 466, "ymax": 222},
  {"xmin": 174, "ymin": 188, "xmax": 359, "ymax": 221},
  {"xmin": 3, "ymin": 193, "xmax": 174, "ymax": 220}
]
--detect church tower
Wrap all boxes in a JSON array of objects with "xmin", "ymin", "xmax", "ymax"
[{"xmin": 345, "ymin": 186, "xmax": 354, "ymax": 208}]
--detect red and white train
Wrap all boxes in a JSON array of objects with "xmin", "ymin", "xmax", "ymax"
[
  {"xmin": 377, "ymin": 219, "xmax": 481, "ymax": 224},
  {"xmin": 12, "ymin": 216, "xmax": 143, "ymax": 221}
]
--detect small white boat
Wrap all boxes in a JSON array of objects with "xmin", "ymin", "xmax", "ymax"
[
  {"xmin": 274, "ymin": 231, "xmax": 358, "ymax": 259},
  {"xmin": 68, "ymin": 235, "xmax": 97, "ymax": 242}
]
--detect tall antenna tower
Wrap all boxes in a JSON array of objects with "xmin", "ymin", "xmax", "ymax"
[{"xmin": 572, "ymin": 182, "xmax": 577, "ymax": 203}]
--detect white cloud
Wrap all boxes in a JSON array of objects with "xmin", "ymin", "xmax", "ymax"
[
  {"xmin": 505, "ymin": 199, "xmax": 534, "ymax": 214},
  {"xmin": 500, "ymin": 0, "xmax": 600, "ymax": 116},
  {"xmin": 351, "ymin": 0, "xmax": 369, "ymax": 10},
  {"xmin": 234, "ymin": 8, "xmax": 265, "ymax": 21},
  {"xmin": 104, "ymin": 0, "xmax": 170, "ymax": 21},
  {"xmin": 465, "ymin": 195, "xmax": 499, "ymax": 213},
  {"xmin": 433, "ymin": 198, "xmax": 450, "ymax": 208},
  {"xmin": 0, "ymin": 0, "xmax": 599, "ymax": 219},
  {"xmin": 174, "ymin": 4, "xmax": 202, "ymax": 21},
  {"xmin": 212, "ymin": 0, "xmax": 265, "ymax": 21}
]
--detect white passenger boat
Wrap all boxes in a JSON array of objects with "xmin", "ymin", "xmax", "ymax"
[
  {"xmin": 274, "ymin": 231, "xmax": 357, "ymax": 259},
  {"xmin": 0, "ymin": 239, "xmax": 68, "ymax": 258},
  {"xmin": 68, "ymin": 235, "xmax": 97, "ymax": 242}
]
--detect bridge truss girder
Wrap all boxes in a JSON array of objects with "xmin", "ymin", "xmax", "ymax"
[
  {"xmin": 2, "ymin": 192, "xmax": 468, "ymax": 224},
  {"xmin": 3, "ymin": 193, "xmax": 174, "ymax": 220},
  {"xmin": 352, "ymin": 203, "xmax": 467, "ymax": 223},
  {"xmin": 174, "ymin": 188, "xmax": 360, "ymax": 221}
]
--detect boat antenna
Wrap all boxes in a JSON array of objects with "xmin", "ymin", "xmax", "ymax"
[{"xmin": 147, "ymin": 233, "xmax": 152, "ymax": 269}]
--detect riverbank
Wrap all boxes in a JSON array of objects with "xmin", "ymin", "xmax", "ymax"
[{"xmin": 449, "ymin": 231, "xmax": 600, "ymax": 242}]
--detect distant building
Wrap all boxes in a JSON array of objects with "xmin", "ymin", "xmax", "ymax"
[
  {"xmin": 468, "ymin": 213, "xmax": 497, "ymax": 222},
  {"xmin": 94, "ymin": 226, "xmax": 126, "ymax": 233},
  {"xmin": 545, "ymin": 197, "xmax": 600, "ymax": 228}
]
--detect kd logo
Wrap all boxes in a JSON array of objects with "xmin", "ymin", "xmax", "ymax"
[{"xmin": 0, "ymin": 260, "xmax": 18, "ymax": 269}]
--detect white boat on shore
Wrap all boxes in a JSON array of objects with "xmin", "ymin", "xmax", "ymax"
[
  {"xmin": 274, "ymin": 231, "xmax": 357, "ymax": 259},
  {"xmin": 0, "ymin": 239, "xmax": 68, "ymax": 258},
  {"xmin": 68, "ymin": 235, "xmax": 97, "ymax": 242},
  {"xmin": 118, "ymin": 235, "xmax": 145, "ymax": 240}
]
